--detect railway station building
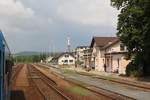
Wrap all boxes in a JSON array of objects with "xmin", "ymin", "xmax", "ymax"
[{"xmin": 90, "ymin": 37, "xmax": 130, "ymax": 74}]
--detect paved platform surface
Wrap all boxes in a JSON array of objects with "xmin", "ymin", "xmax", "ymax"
[
  {"xmin": 66, "ymin": 67, "xmax": 150, "ymax": 85},
  {"xmin": 41, "ymin": 64, "xmax": 150, "ymax": 100}
]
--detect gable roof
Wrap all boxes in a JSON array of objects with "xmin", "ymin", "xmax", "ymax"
[
  {"xmin": 101, "ymin": 38, "xmax": 120, "ymax": 50},
  {"xmin": 51, "ymin": 52, "xmax": 75, "ymax": 62},
  {"xmin": 76, "ymin": 46, "xmax": 89, "ymax": 49},
  {"xmin": 90, "ymin": 37, "xmax": 118, "ymax": 48},
  {"xmin": 59, "ymin": 52, "xmax": 75, "ymax": 59}
]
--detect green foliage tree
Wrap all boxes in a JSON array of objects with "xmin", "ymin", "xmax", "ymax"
[
  {"xmin": 15, "ymin": 55, "xmax": 41, "ymax": 63},
  {"xmin": 111, "ymin": 0, "xmax": 150, "ymax": 76},
  {"xmin": 32, "ymin": 55, "xmax": 41, "ymax": 63},
  {"xmin": 14, "ymin": 53, "xmax": 49, "ymax": 63}
]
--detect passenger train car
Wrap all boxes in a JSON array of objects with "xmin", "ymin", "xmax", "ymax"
[{"xmin": 0, "ymin": 30, "xmax": 13, "ymax": 100}]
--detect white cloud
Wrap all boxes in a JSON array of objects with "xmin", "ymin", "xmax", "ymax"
[
  {"xmin": 0, "ymin": 0, "xmax": 34, "ymax": 34},
  {"xmin": 0, "ymin": 0, "xmax": 119, "ymax": 53},
  {"xmin": 0, "ymin": 0, "xmax": 33, "ymax": 17},
  {"xmin": 0, "ymin": 0, "xmax": 35, "ymax": 52},
  {"xmin": 57, "ymin": 0, "xmax": 119, "ymax": 26}
]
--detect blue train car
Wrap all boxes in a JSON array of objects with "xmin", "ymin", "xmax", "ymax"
[{"xmin": 0, "ymin": 30, "xmax": 13, "ymax": 100}]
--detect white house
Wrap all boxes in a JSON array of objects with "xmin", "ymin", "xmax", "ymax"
[{"xmin": 51, "ymin": 52, "xmax": 75, "ymax": 66}]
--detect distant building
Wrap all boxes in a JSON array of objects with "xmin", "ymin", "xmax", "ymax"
[
  {"xmin": 41, "ymin": 60, "xmax": 43, "ymax": 63},
  {"xmin": 46, "ymin": 56, "xmax": 53, "ymax": 63},
  {"xmin": 51, "ymin": 52, "xmax": 75, "ymax": 66},
  {"xmin": 83, "ymin": 48, "xmax": 92, "ymax": 68},
  {"xmin": 90, "ymin": 37, "xmax": 130, "ymax": 74},
  {"xmin": 75, "ymin": 46, "xmax": 90, "ymax": 63}
]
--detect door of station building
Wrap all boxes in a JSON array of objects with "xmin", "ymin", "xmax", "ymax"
[{"xmin": 106, "ymin": 56, "xmax": 112, "ymax": 73}]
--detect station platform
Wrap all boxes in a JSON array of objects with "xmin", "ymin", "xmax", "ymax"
[{"xmin": 37, "ymin": 63, "xmax": 150, "ymax": 100}]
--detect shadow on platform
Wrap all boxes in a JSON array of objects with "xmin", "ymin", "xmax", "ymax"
[{"xmin": 11, "ymin": 90, "xmax": 25, "ymax": 100}]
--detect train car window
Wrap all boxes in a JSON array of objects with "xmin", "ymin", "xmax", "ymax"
[
  {"xmin": 5, "ymin": 60, "xmax": 8, "ymax": 74},
  {"xmin": 5, "ymin": 60, "xmax": 11, "ymax": 74},
  {"xmin": 3, "ymin": 52, "xmax": 5, "ymax": 73}
]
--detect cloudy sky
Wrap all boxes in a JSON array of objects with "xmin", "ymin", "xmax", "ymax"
[{"xmin": 0, "ymin": 0, "xmax": 119, "ymax": 53}]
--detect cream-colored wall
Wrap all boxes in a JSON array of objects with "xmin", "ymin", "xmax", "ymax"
[
  {"xmin": 111, "ymin": 54, "xmax": 123, "ymax": 73},
  {"xmin": 91, "ymin": 43, "xmax": 97, "ymax": 67},
  {"xmin": 120, "ymin": 58, "xmax": 130, "ymax": 74},
  {"xmin": 112, "ymin": 55, "xmax": 130, "ymax": 74},
  {"xmin": 106, "ymin": 41, "xmax": 127, "ymax": 53},
  {"xmin": 90, "ymin": 43, "xmax": 104, "ymax": 71},
  {"xmin": 105, "ymin": 42, "xmax": 130, "ymax": 74},
  {"xmin": 95, "ymin": 50, "xmax": 105, "ymax": 71},
  {"xmin": 112, "ymin": 55, "xmax": 119, "ymax": 72},
  {"xmin": 91, "ymin": 40, "xmax": 130, "ymax": 74}
]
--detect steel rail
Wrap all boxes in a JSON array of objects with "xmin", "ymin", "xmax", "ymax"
[
  {"xmin": 28, "ymin": 65, "xmax": 70, "ymax": 100},
  {"xmin": 12, "ymin": 64, "xmax": 24, "ymax": 80},
  {"xmin": 27, "ymin": 65, "xmax": 48, "ymax": 100},
  {"xmin": 45, "ymin": 64, "xmax": 136, "ymax": 100}
]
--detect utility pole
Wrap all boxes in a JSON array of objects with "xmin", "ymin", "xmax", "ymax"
[{"xmin": 67, "ymin": 36, "xmax": 71, "ymax": 52}]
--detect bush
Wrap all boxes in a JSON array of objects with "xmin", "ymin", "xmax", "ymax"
[
  {"xmin": 75, "ymin": 60, "xmax": 83, "ymax": 66},
  {"xmin": 126, "ymin": 62, "xmax": 142, "ymax": 77}
]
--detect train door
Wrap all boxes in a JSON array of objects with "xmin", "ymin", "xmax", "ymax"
[
  {"xmin": 117, "ymin": 58, "xmax": 120, "ymax": 73},
  {"xmin": 106, "ymin": 58, "xmax": 110, "ymax": 72},
  {"xmin": 1, "ymin": 44, "xmax": 8, "ymax": 100},
  {"xmin": 3, "ymin": 45, "xmax": 9, "ymax": 100},
  {"xmin": 106, "ymin": 56, "xmax": 112, "ymax": 73},
  {"xmin": 0, "ymin": 49, "xmax": 4, "ymax": 100},
  {"xmin": 5, "ymin": 58, "xmax": 11, "ymax": 100},
  {"xmin": 3, "ymin": 50, "xmax": 6, "ymax": 100}
]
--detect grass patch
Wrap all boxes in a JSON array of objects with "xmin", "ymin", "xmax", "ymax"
[
  {"xmin": 102, "ymin": 76, "xmax": 113, "ymax": 80},
  {"xmin": 62, "ymin": 69, "xmax": 76, "ymax": 74},
  {"xmin": 66, "ymin": 86, "xmax": 90, "ymax": 96}
]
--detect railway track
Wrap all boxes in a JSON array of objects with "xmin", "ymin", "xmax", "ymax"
[
  {"xmin": 12, "ymin": 64, "xmax": 46, "ymax": 100},
  {"xmin": 35, "ymin": 64, "xmax": 136, "ymax": 100},
  {"xmin": 44, "ymin": 64, "xmax": 150, "ymax": 91},
  {"xmin": 12, "ymin": 64, "xmax": 24, "ymax": 80},
  {"xmin": 27, "ymin": 64, "xmax": 70, "ymax": 100},
  {"xmin": 51, "ymin": 71, "xmax": 135, "ymax": 100}
]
